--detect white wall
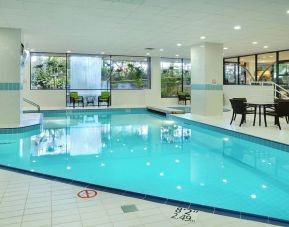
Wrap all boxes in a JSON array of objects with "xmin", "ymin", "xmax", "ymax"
[{"xmin": 223, "ymin": 85, "xmax": 274, "ymax": 107}]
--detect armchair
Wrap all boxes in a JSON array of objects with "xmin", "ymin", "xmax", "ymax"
[
  {"xmin": 98, "ymin": 91, "xmax": 110, "ymax": 107},
  {"xmin": 69, "ymin": 92, "xmax": 84, "ymax": 108}
]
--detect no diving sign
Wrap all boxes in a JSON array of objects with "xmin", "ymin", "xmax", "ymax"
[{"xmin": 77, "ymin": 189, "xmax": 97, "ymax": 199}]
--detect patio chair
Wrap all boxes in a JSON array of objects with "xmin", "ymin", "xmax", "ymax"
[
  {"xmin": 69, "ymin": 92, "xmax": 84, "ymax": 108},
  {"xmin": 98, "ymin": 91, "xmax": 110, "ymax": 107},
  {"xmin": 229, "ymin": 99, "xmax": 256, "ymax": 126},
  {"xmin": 264, "ymin": 100, "xmax": 289, "ymax": 130},
  {"xmin": 177, "ymin": 92, "xmax": 191, "ymax": 105}
]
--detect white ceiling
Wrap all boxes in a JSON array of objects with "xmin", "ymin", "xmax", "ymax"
[{"xmin": 1, "ymin": 0, "xmax": 289, "ymax": 58}]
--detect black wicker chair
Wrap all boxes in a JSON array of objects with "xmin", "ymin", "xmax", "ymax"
[
  {"xmin": 229, "ymin": 99, "xmax": 256, "ymax": 126},
  {"xmin": 264, "ymin": 100, "xmax": 289, "ymax": 130}
]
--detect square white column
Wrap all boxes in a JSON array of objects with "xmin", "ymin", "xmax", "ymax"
[{"xmin": 191, "ymin": 43, "xmax": 223, "ymax": 116}]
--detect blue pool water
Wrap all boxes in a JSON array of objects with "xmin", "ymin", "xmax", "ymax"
[{"xmin": 0, "ymin": 109, "xmax": 289, "ymax": 221}]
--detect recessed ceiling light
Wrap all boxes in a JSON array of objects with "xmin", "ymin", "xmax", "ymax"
[
  {"xmin": 30, "ymin": 49, "xmax": 35, "ymax": 51},
  {"xmin": 176, "ymin": 54, "xmax": 179, "ymax": 57},
  {"xmin": 287, "ymin": 10, "xmax": 289, "ymax": 14},
  {"xmin": 160, "ymin": 48, "xmax": 164, "ymax": 51},
  {"xmin": 66, "ymin": 50, "xmax": 71, "ymax": 53},
  {"xmin": 223, "ymin": 47, "xmax": 228, "ymax": 50},
  {"xmin": 252, "ymin": 41, "xmax": 258, "ymax": 45},
  {"xmin": 200, "ymin": 36, "xmax": 206, "ymax": 40},
  {"xmin": 176, "ymin": 43, "xmax": 182, "ymax": 47},
  {"xmin": 263, "ymin": 45, "xmax": 268, "ymax": 49},
  {"xmin": 234, "ymin": 25, "xmax": 241, "ymax": 30},
  {"xmin": 146, "ymin": 52, "xmax": 150, "ymax": 56},
  {"xmin": 101, "ymin": 51, "xmax": 105, "ymax": 54}
]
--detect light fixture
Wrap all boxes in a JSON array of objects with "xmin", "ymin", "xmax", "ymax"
[
  {"xmin": 222, "ymin": 178, "xmax": 228, "ymax": 183},
  {"xmin": 101, "ymin": 51, "xmax": 105, "ymax": 54},
  {"xmin": 146, "ymin": 52, "xmax": 150, "ymax": 56},
  {"xmin": 287, "ymin": 9, "xmax": 289, "ymax": 14},
  {"xmin": 175, "ymin": 159, "xmax": 180, "ymax": 163},
  {"xmin": 176, "ymin": 185, "xmax": 182, "ymax": 190},
  {"xmin": 234, "ymin": 25, "xmax": 241, "ymax": 30},
  {"xmin": 176, "ymin": 43, "xmax": 182, "ymax": 46},
  {"xmin": 176, "ymin": 54, "xmax": 179, "ymax": 57},
  {"xmin": 30, "ymin": 49, "xmax": 35, "ymax": 52},
  {"xmin": 101, "ymin": 163, "xmax": 105, "ymax": 167},
  {"xmin": 160, "ymin": 172, "xmax": 164, "ymax": 176},
  {"xmin": 200, "ymin": 45, "xmax": 205, "ymax": 48},
  {"xmin": 146, "ymin": 162, "xmax": 151, "ymax": 166},
  {"xmin": 66, "ymin": 50, "xmax": 71, "ymax": 53},
  {"xmin": 223, "ymin": 47, "xmax": 228, "ymax": 50},
  {"xmin": 261, "ymin": 185, "xmax": 267, "ymax": 189},
  {"xmin": 66, "ymin": 166, "xmax": 71, "ymax": 170},
  {"xmin": 200, "ymin": 36, "xmax": 206, "ymax": 40},
  {"xmin": 223, "ymin": 138, "xmax": 229, "ymax": 142},
  {"xmin": 252, "ymin": 41, "xmax": 258, "ymax": 45},
  {"xmin": 263, "ymin": 45, "xmax": 268, "ymax": 49},
  {"xmin": 160, "ymin": 48, "xmax": 164, "ymax": 51}
]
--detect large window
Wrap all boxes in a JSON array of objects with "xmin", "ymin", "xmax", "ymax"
[
  {"xmin": 223, "ymin": 50, "xmax": 289, "ymax": 86},
  {"xmin": 31, "ymin": 53, "xmax": 66, "ymax": 89},
  {"xmin": 161, "ymin": 58, "xmax": 191, "ymax": 97},
  {"xmin": 110, "ymin": 56, "xmax": 150, "ymax": 89},
  {"xmin": 30, "ymin": 53, "xmax": 150, "ymax": 91}
]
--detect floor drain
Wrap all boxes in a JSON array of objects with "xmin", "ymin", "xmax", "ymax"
[{"xmin": 121, "ymin": 204, "xmax": 138, "ymax": 213}]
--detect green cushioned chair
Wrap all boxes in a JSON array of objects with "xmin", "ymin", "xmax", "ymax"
[
  {"xmin": 69, "ymin": 92, "xmax": 84, "ymax": 108},
  {"xmin": 98, "ymin": 91, "xmax": 110, "ymax": 107}
]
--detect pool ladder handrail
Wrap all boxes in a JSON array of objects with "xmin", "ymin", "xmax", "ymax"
[{"xmin": 23, "ymin": 98, "xmax": 40, "ymax": 112}]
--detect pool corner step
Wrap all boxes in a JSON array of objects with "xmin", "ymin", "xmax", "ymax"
[{"xmin": 147, "ymin": 106, "xmax": 185, "ymax": 115}]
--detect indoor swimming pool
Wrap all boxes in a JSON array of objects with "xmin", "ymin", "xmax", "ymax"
[{"xmin": 0, "ymin": 108, "xmax": 288, "ymax": 221}]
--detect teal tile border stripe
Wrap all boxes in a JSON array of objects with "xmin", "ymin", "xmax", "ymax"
[
  {"xmin": 0, "ymin": 83, "xmax": 22, "ymax": 90},
  {"xmin": 191, "ymin": 84, "xmax": 223, "ymax": 90}
]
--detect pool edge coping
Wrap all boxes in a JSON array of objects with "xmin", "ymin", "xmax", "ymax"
[{"xmin": 0, "ymin": 164, "xmax": 288, "ymax": 226}]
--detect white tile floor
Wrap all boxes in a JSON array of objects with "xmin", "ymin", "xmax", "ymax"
[
  {"xmin": 0, "ymin": 169, "xmax": 278, "ymax": 227},
  {"xmin": 1, "ymin": 106, "xmax": 287, "ymax": 226},
  {"xmin": 174, "ymin": 109, "xmax": 289, "ymax": 145}
]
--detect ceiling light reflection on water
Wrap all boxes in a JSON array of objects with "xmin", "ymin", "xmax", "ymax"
[{"xmin": 0, "ymin": 110, "xmax": 289, "ymax": 221}]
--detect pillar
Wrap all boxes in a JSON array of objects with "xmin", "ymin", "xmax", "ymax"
[
  {"xmin": 145, "ymin": 57, "xmax": 161, "ymax": 106},
  {"xmin": 0, "ymin": 28, "xmax": 22, "ymax": 126},
  {"xmin": 191, "ymin": 42, "xmax": 223, "ymax": 116}
]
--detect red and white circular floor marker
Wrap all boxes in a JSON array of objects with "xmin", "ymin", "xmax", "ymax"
[{"xmin": 77, "ymin": 189, "xmax": 97, "ymax": 199}]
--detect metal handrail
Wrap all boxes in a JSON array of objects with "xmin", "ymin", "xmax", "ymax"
[
  {"xmin": 248, "ymin": 81, "xmax": 289, "ymax": 99},
  {"xmin": 23, "ymin": 98, "xmax": 40, "ymax": 112}
]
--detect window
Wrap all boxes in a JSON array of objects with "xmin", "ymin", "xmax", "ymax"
[
  {"xmin": 31, "ymin": 53, "xmax": 151, "ymax": 91},
  {"xmin": 110, "ymin": 56, "xmax": 150, "ymax": 89},
  {"xmin": 239, "ymin": 55, "xmax": 255, "ymax": 84},
  {"xmin": 161, "ymin": 58, "xmax": 191, "ymax": 97},
  {"xmin": 224, "ymin": 58, "xmax": 238, "ymax": 85},
  {"xmin": 257, "ymin": 53, "xmax": 276, "ymax": 82},
  {"xmin": 30, "ymin": 53, "xmax": 66, "ymax": 89}
]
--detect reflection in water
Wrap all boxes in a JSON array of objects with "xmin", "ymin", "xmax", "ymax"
[
  {"xmin": 31, "ymin": 114, "xmax": 150, "ymax": 157},
  {"xmin": 161, "ymin": 124, "xmax": 191, "ymax": 143}
]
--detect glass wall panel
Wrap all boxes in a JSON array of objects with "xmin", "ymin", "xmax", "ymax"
[
  {"xmin": 224, "ymin": 57, "xmax": 238, "ymax": 84},
  {"xmin": 257, "ymin": 53, "xmax": 276, "ymax": 82},
  {"xmin": 110, "ymin": 56, "xmax": 150, "ymax": 89},
  {"xmin": 239, "ymin": 55, "xmax": 255, "ymax": 84},
  {"xmin": 278, "ymin": 51, "xmax": 289, "ymax": 88},
  {"xmin": 31, "ymin": 53, "xmax": 66, "ymax": 89},
  {"xmin": 161, "ymin": 58, "xmax": 182, "ymax": 97},
  {"xmin": 183, "ymin": 59, "xmax": 191, "ymax": 94}
]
